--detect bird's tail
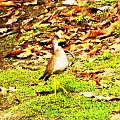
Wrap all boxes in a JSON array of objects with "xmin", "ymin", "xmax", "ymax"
[
  {"xmin": 39, "ymin": 74, "xmax": 51, "ymax": 81},
  {"xmin": 39, "ymin": 76, "xmax": 45, "ymax": 80}
]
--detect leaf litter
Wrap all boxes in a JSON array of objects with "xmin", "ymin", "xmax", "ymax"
[
  {"xmin": 0, "ymin": 0, "xmax": 120, "ymax": 93},
  {"xmin": 0, "ymin": 0, "xmax": 120, "ymax": 119}
]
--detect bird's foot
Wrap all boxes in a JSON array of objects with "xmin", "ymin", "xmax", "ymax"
[{"xmin": 59, "ymin": 84, "xmax": 68, "ymax": 94}]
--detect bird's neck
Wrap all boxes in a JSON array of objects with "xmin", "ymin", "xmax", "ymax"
[{"xmin": 53, "ymin": 39, "xmax": 61, "ymax": 53}]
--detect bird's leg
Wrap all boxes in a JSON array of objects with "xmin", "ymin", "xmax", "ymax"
[
  {"xmin": 54, "ymin": 76, "xmax": 68, "ymax": 94},
  {"xmin": 52, "ymin": 77, "xmax": 68, "ymax": 98},
  {"xmin": 57, "ymin": 80, "xmax": 68, "ymax": 94},
  {"xmin": 53, "ymin": 78, "xmax": 57, "ymax": 98}
]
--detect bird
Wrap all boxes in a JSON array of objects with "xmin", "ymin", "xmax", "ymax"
[{"xmin": 39, "ymin": 36, "xmax": 69, "ymax": 97}]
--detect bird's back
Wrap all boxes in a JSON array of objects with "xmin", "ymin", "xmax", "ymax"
[{"xmin": 39, "ymin": 36, "xmax": 68, "ymax": 81}]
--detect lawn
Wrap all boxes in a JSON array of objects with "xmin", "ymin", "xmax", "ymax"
[{"xmin": 0, "ymin": 53, "xmax": 120, "ymax": 120}]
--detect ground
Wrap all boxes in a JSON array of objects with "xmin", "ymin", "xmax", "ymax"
[{"xmin": 0, "ymin": 0, "xmax": 120, "ymax": 120}]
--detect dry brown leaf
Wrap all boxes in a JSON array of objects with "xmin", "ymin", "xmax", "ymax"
[
  {"xmin": 82, "ymin": 29, "xmax": 105, "ymax": 40},
  {"xmin": 81, "ymin": 92, "xmax": 120, "ymax": 101},
  {"xmin": 0, "ymin": 0, "xmax": 7, "ymax": 2},
  {"xmin": 55, "ymin": 30, "xmax": 70, "ymax": 40},
  {"xmin": 94, "ymin": 77, "xmax": 108, "ymax": 89},
  {"xmin": 0, "ymin": 28, "xmax": 8, "ymax": 33},
  {"xmin": 33, "ymin": 13, "xmax": 51, "ymax": 29},
  {"xmin": 23, "ymin": 65, "xmax": 41, "ymax": 71},
  {"xmin": 61, "ymin": 7, "xmax": 81, "ymax": 17},
  {"xmin": 63, "ymin": 25, "xmax": 75, "ymax": 31},
  {"xmin": 80, "ymin": 72, "xmax": 94, "ymax": 78},
  {"xmin": 17, "ymin": 49, "xmax": 32, "ymax": 58},
  {"xmin": 6, "ymin": 14, "xmax": 20, "ymax": 25},
  {"xmin": 95, "ymin": 77, "xmax": 101, "ymax": 86},
  {"xmin": 110, "ymin": 114, "xmax": 120, "ymax": 120},
  {"xmin": 0, "ymin": 8, "xmax": 16, "ymax": 18},
  {"xmin": 17, "ymin": 46, "xmax": 33, "ymax": 58},
  {"xmin": 48, "ymin": 13, "xmax": 58, "ymax": 23},
  {"xmin": 62, "ymin": 0, "xmax": 78, "ymax": 5},
  {"xmin": 110, "ymin": 43, "xmax": 120, "ymax": 53},
  {"xmin": 70, "ymin": 44, "xmax": 82, "ymax": 51},
  {"xmin": 24, "ymin": 0, "xmax": 38, "ymax": 5},
  {"xmin": 105, "ymin": 20, "xmax": 120, "ymax": 35},
  {"xmin": 16, "ymin": 45, "xmax": 42, "ymax": 58},
  {"xmin": 0, "ymin": 86, "xmax": 9, "ymax": 96},
  {"xmin": 6, "ymin": 49, "xmax": 22, "ymax": 57},
  {"xmin": 0, "ymin": 1, "xmax": 16, "ymax": 6},
  {"xmin": 41, "ymin": 50, "xmax": 52, "ymax": 59},
  {"xmin": 0, "ymin": 57, "xmax": 3, "ymax": 62},
  {"xmin": 110, "ymin": 109, "xmax": 120, "ymax": 120},
  {"xmin": 70, "ymin": 42, "xmax": 93, "ymax": 52},
  {"xmin": 89, "ymin": 46, "xmax": 98, "ymax": 56},
  {"xmin": 73, "ymin": 69, "xmax": 104, "ymax": 78},
  {"xmin": 31, "ymin": 45, "xmax": 42, "ymax": 56},
  {"xmin": 81, "ymin": 43, "xmax": 93, "ymax": 50},
  {"xmin": 72, "ymin": 69, "xmax": 106, "ymax": 89},
  {"xmin": 80, "ymin": 92, "xmax": 95, "ymax": 98}
]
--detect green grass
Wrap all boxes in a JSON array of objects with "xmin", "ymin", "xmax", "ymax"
[
  {"xmin": 115, "ymin": 27, "xmax": 120, "ymax": 35},
  {"xmin": 89, "ymin": 0, "xmax": 115, "ymax": 8},
  {"xmin": 0, "ymin": 53, "xmax": 120, "ymax": 120}
]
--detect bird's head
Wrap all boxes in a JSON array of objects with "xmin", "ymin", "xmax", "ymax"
[{"xmin": 52, "ymin": 36, "xmax": 62, "ymax": 53}]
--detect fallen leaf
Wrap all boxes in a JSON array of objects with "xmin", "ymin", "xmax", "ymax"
[
  {"xmin": 95, "ymin": 77, "xmax": 101, "ymax": 86},
  {"xmin": 61, "ymin": 8, "xmax": 79, "ymax": 17},
  {"xmin": 17, "ymin": 46, "xmax": 32, "ymax": 58},
  {"xmin": 23, "ymin": 66, "xmax": 41, "ymax": 70},
  {"xmin": 48, "ymin": 13, "xmax": 58, "ymax": 24},
  {"xmin": 24, "ymin": 0, "xmax": 38, "ymax": 5},
  {"xmin": 89, "ymin": 46, "xmax": 98, "ymax": 56},
  {"xmin": 110, "ymin": 114, "xmax": 120, "ymax": 120},
  {"xmin": 70, "ymin": 44, "xmax": 82, "ymax": 51},
  {"xmin": 80, "ymin": 91, "xmax": 120, "ymax": 101},
  {"xmin": 6, "ymin": 15, "xmax": 20, "ymax": 25},
  {"xmin": 6, "ymin": 49, "xmax": 22, "ymax": 57},
  {"xmin": 0, "ymin": 0, "xmax": 7, "ymax": 2},
  {"xmin": 74, "ymin": 69, "xmax": 104, "ymax": 79},
  {"xmin": 0, "ymin": 1, "xmax": 17, "ymax": 6},
  {"xmin": 110, "ymin": 109, "xmax": 120, "ymax": 120},
  {"xmin": 110, "ymin": 44, "xmax": 120, "ymax": 53},
  {"xmin": 62, "ymin": 0, "xmax": 78, "ymax": 5},
  {"xmin": 0, "ymin": 28, "xmax": 8, "ymax": 33},
  {"xmin": 0, "ymin": 58, "xmax": 3, "ymax": 62},
  {"xmin": 82, "ymin": 29, "xmax": 105, "ymax": 40},
  {"xmin": 80, "ymin": 92, "xmax": 95, "ymax": 98},
  {"xmin": 105, "ymin": 20, "xmax": 120, "ymax": 35},
  {"xmin": 0, "ymin": 8, "xmax": 16, "ymax": 18},
  {"xmin": 95, "ymin": 95, "xmax": 106, "ymax": 100},
  {"xmin": 112, "ymin": 109, "xmax": 120, "ymax": 114},
  {"xmin": 0, "ymin": 86, "xmax": 9, "ymax": 96}
]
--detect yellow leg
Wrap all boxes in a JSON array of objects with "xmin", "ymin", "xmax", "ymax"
[
  {"xmin": 53, "ymin": 77, "xmax": 68, "ymax": 98},
  {"xmin": 54, "ymin": 78, "xmax": 57, "ymax": 98},
  {"xmin": 57, "ymin": 80, "xmax": 68, "ymax": 94}
]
